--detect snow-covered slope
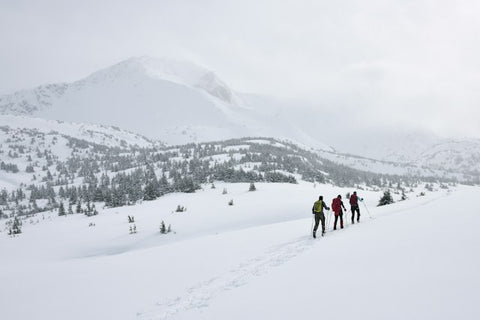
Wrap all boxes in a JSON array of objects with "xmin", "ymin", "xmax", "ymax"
[
  {"xmin": 0, "ymin": 57, "xmax": 331, "ymax": 150},
  {"xmin": 414, "ymin": 139, "xmax": 480, "ymax": 175},
  {"xmin": 0, "ymin": 115, "xmax": 156, "ymax": 189},
  {"xmin": 1, "ymin": 182, "xmax": 478, "ymax": 320},
  {"xmin": 1, "ymin": 56, "xmax": 479, "ymax": 178},
  {"xmin": 0, "ymin": 114, "xmax": 155, "ymax": 149}
]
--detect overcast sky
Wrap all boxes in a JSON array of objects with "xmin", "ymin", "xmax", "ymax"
[{"xmin": 1, "ymin": 0, "xmax": 479, "ymax": 138}]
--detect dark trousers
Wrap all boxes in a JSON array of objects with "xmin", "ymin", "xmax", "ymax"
[
  {"xmin": 313, "ymin": 212, "xmax": 325, "ymax": 234},
  {"xmin": 351, "ymin": 205, "xmax": 360, "ymax": 223},
  {"xmin": 334, "ymin": 212, "xmax": 343, "ymax": 229}
]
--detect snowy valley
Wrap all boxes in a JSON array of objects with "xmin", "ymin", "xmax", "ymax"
[{"xmin": 0, "ymin": 56, "xmax": 479, "ymax": 320}]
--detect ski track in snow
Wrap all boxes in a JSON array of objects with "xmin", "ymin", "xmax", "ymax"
[
  {"xmin": 136, "ymin": 236, "xmax": 315, "ymax": 320},
  {"xmin": 136, "ymin": 191, "xmax": 450, "ymax": 320}
]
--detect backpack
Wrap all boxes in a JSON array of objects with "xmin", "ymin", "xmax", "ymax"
[{"xmin": 313, "ymin": 200, "xmax": 323, "ymax": 214}]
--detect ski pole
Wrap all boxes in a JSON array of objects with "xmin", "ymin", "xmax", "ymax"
[
  {"xmin": 362, "ymin": 200, "xmax": 373, "ymax": 219},
  {"xmin": 326, "ymin": 210, "xmax": 331, "ymax": 231},
  {"xmin": 310, "ymin": 215, "xmax": 314, "ymax": 235}
]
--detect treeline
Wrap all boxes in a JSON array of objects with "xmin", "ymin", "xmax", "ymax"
[{"xmin": 0, "ymin": 136, "xmax": 458, "ymax": 218}]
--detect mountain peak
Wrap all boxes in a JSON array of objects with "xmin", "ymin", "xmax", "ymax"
[{"xmin": 85, "ymin": 56, "xmax": 234, "ymax": 103}]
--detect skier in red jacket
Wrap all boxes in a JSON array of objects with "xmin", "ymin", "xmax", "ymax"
[
  {"xmin": 350, "ymin": 191, "xmax": 361, "ymax": 224},
  {"xmin": 331, "ymin": 195, "xmax": 346, "ymax": 230}
]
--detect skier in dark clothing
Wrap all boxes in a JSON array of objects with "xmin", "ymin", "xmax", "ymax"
[
  {"xmin": 350, "ymin": 191, "xmax": 361, "ymax": 223},
  {"xmin": 312, "ymin": 196, "xmax": 330, "ymax": 238},
  {"xmin": 331, "ymin": 195, "xmax": 346, "ymax": 230}
]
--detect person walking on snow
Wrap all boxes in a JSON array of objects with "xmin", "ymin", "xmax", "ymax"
[
  {"xmin": 312, "ymin": 196, "xmax": 330, "ymax": 238},
  {"xmin": 331, "ymin": 195, "xmax": 346, "ymax": 230},
  {"xmin": 350, "ymin": 191, "xmax": 361, "ymax": 224}
]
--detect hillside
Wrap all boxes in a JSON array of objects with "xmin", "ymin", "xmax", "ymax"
[
  {"xmin": 1, "ymin": 57, "xmax": 479, "ymax": 181},
  {"xmin": 1, "ymin": 182, "xmax": 478, "ymax": 320},
  {"xmin": 0, "ymin": 125, "xmax": 457, "ymax": 220},
  {"xmin": 0, "ymin": 57, "xmax": 331, "ymax": 150}
]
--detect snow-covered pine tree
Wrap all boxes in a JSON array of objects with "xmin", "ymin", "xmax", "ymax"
[
  {"xmin": 10, "ymin": 216, "xmax": 22, "ymax": 235},
  {"xmin": 58, "ymin": 202, "xmax": 66, "ymax": 216},
  {"xmin": 378, "ymin": 190, "xmax": 394, "ymax": 206},
  {"xmin": 160, "ymin": 221, "xmax": 166, "ymax": 234},
  {"xmin": 249, "ymin": 182, "xmax": 256, "ymax": 191}
]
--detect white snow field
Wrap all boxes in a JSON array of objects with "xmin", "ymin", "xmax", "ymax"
[{"xmin": 1, "ymin": 182, "xmax": 479, "ymax": 320}]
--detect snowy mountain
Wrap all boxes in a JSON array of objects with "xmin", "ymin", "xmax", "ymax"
[
  {"xmin": 0, "ymin": 57, "xmax": 331, "ymax": 151},
  {"xmin": 1, "ymin": 56, "xmax": 479, "ymax": 180}
]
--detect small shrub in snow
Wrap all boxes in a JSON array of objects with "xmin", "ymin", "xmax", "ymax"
[
  {"xmin": 129, "ymin": 224, "xmax": 137, "ymax": 234},
  {"xmin": 211, "ymin": 183, "xmax": 216, "ymax": 189},
  {"xmin": 175, "ymin": 205, "xmax": 186, "ymax": 212},
  {"xmin": 228, "ymin": 199, "xmax": 234, "ymax": 206},
  {"xmin": 8, "ymin": 216, "xmax": 22, "ymax": 236},
  {"xmin": 160, "ymin": 221, "xmax": 167, "ymax": 234},
  {"xmin": 222, "ymin": 188, "xmax": 228, "ymax": 195},
  {"xmin": 249, "ymin": 182, "xmax": 256, "ymax": 191},
  {"xmin": 159, "ymin": 221, "xmax": 172, "ymax": 234}
]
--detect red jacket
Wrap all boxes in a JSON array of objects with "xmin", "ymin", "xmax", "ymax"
[
  {"xmin": 331, "ymin": 198, "xmax": 343, "ymax": 215},
  {"xmin": 350, "ymin": 194, "xmax": 358, "ymax": 206}
]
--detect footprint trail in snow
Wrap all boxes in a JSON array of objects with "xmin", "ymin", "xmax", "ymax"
[{"xmin": 137, "ymin": 236, "xmax": 316, "ymax": 319}]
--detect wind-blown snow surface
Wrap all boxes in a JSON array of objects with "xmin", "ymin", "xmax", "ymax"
[{"xmin": 1, "ymin": 182, "xmax": 479, "ymax": 320}]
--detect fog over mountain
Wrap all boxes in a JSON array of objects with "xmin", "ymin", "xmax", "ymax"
[
  {"xmin": 2, "ymin": 56, "xmax": 479, "ymax": 172},
  {"xmin": 2, "ymin": 3, "xmax": 480, "ymax": 320}
]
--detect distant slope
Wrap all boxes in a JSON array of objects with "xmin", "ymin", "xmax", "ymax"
[
  {"xmin": 0, "ymin": 114, "xmax": 155, "ymax": 150},
  {"xmin": 1, "ymin": 56, "xmax": 478, "ymax": 178},
  {"xmin": 0, "ymin": 56, "xmax": 332, "ymax": 151}
]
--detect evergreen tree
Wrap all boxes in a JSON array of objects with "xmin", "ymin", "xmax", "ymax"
[
  {"xmin": 10, "ymin": 216, "xmax": 22, "ymax": 235},
  {"xmin": 160, "ymin": 221, "xmax": 167, "ymax": 234},
  {"xmin": 249, "ymin": 182, "xmax": 256, "ymax": 191},
  {"xmin": 58, "ymin": 202, "xmax": 66, "ymax": 216},
  {"xmin": 378, "ymin": 190, "xmax": 394, "ymax": 206}
]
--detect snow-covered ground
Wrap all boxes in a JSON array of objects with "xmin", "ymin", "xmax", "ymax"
[{"xmin": 1, "ymin": 182, "xmax": 479, "ymax": 320}]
